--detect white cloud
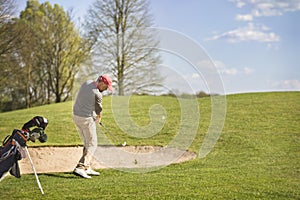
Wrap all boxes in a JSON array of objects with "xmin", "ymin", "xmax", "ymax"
[
  {"xmin": 224, "ymin": 68, "xmax": 239, "ymax": 75},
  {"xmin": 213, "ymin": 60, "xmax": 226, "ymax": 69},
  {"xmin": 192, "ymin": 73, "xmax": 200, "ymax": 78},
  {"xmin": 243, "ymin": 67, "xmax": 255, "ymax": 74},
  {"xmin": 206, "ymin": 23, "xmax": 280, "ymax": 43},
  {"xmin": 214, "ymin": 61, "xmax": 238, "ymax": 75},
  {"xmin": 267, "ymin": 43, "xmax": 279, "ymax": 50},
  {"xmin": 231, "ymin": 0, "xmax": 300, "ymax": 19},
  {"xmin": 253, "ymin": 3, "xmax": 283, "ymax": 17},
  {"xmin": 229, "ymin": 0, "xmax": 246, "ymax": 8},
  {"xmin": 235, "ymin": 14, "xmax": 253, "ymax": 21},
  {"xmin": 271, "ymin": 80, "xmax": 300, "ymax": 90},
  {"xmin": 214, "ymin": 60, "xmax": 238, "ymax": 75},
  {"xmin": 213, "ymin": 60, "xmax": 255, "ymax": 75},
  {"xmin": 237, "ymin": 1, "xmax": 246, "ymax": 8},
  {"xmin": 194, "ymin": 60, "xmax": 255, "ymax": 76}
]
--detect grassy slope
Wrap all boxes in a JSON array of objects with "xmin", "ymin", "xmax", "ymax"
[{"xmin": 0, "ymin": 92, "xmax": 299, "ymax": 199}]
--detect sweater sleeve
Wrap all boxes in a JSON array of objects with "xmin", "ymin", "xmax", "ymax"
[{"xmin": 95, "ymin": 92, "xmax": 103, "ymax": 115}]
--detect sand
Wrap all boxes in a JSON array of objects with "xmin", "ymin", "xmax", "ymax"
[{"xmin": 19, "ymin": 146, "xmax": 197, "ymax": 174}]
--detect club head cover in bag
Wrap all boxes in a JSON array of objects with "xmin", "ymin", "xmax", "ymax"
[
  {"xmin": 30, "ymin": 128, "xmax": 47, "ymax": 143},
  {"xmin": 38, "ymin": 133, "xmax": 48, "ymax": 143},
  {"xmin": 22, "ymin": 116, "xmax": 48, "ymax": 132}
]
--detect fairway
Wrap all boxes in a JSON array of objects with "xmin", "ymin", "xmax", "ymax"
[{"xmin": 0, "ymin": 92, "xmax": 299, "ymax": 199}]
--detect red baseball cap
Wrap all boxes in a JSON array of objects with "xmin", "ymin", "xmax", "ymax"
[{"xmin": 99, "ymin": 75, "xmax": 113, "ymax": 92}]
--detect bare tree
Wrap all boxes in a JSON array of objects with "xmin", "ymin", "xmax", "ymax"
[{"xmin": 85, "ymin": 0, "xmax": 163, "ymax": 95}]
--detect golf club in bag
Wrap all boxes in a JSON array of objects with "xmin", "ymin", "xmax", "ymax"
[{"xmin": 0, "ymin": 116, "xmax": 48, "ymax": 194}]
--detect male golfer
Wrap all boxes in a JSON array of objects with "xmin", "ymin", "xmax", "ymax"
[{"xmin": 73, "ymin": 75, "xmax": 113, "ymax": 178}]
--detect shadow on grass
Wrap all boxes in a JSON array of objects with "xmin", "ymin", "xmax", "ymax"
[{"xmin": 41, "ymin": 172, "xmax": 79, "ymax": 179}]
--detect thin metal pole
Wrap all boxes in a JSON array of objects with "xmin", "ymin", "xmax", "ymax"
[{"xmin": 25, "ymin": 146, "xmax": 44, "ymax": 195}]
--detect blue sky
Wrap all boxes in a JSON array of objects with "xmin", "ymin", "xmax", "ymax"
[{"xmin": 17, "ymin": 0, "xmax": 300, "ymax": 94}]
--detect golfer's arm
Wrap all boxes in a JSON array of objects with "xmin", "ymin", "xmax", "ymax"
[{"xmin": 95, "ymin": 94, "xmax": 103, "ymax": 123}]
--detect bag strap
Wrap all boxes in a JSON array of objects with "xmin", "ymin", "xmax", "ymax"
[{"xmin": 2, "ymin": 135, "xmax": 11, "ymax": 146}]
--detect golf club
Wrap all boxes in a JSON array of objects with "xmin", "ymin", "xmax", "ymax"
[
  {"xmin": 99, "ymin": 122, "xmax": 126, "ymax": 146},
  {"xmin": 25, "ymin": 146, "xmax": 44, "ymax": 195}
]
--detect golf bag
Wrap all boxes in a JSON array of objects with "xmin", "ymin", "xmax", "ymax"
[{"xmin": 0, "ymin": 116, "xmax": 48, "ymax": 179}]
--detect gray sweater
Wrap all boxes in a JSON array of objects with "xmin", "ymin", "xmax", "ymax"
[{"xmin": 73, "ymin": 80, "xmax": 102, "ymax": 117}]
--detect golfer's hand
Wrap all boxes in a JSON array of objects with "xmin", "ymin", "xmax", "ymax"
[{"xmin": 95, "ymin": 114, "xmax": 102, "ymax": 124}]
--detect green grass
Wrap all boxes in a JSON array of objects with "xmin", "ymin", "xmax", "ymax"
[{"xmin": 0, "ymin": 92, "xmax": 299, "ymax": 199}]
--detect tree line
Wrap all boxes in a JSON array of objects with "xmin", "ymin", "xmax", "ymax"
[{"xmin": 0, "ymin": 0, "xmax": 161, "ymax": 112}]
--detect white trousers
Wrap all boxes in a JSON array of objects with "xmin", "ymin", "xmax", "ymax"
[{"xmin": 73, "ymin": 114, "xmax": 97, "ymax": 169}]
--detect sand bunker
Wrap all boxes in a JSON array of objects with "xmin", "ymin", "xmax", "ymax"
[{"xmin": 19, "ymin": 146, "xmax": 197, "ymax": 174}]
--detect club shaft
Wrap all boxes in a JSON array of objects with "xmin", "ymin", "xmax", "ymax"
[
  {"xmin": 99, "ymin": 123, "xmax": 119, "ymax": 143},
  {"xmin": 25, "ymin": 146, "xmax": 44, "ymax": 195}
]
